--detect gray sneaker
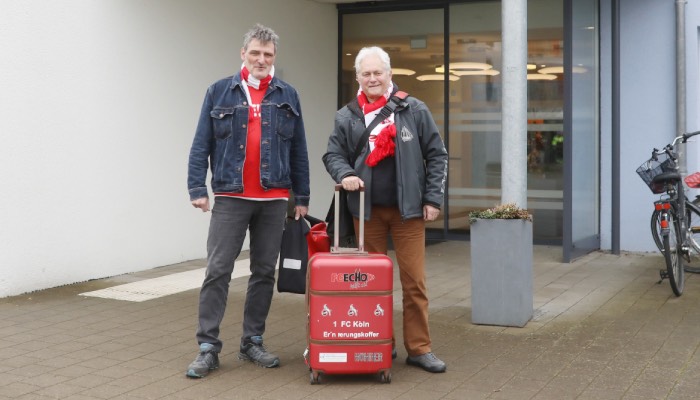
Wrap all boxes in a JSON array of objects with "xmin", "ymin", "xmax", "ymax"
[
  {"xmin": 238, "ymin": 336, "xmax": 280, "ymax": 368},
  {"xmin": 406, "ymin": 352, "xmax": 446, "ymax": 373},
  {"xmin": 186, "ymin": 343, "xmax": 219, "ymax": 378}
]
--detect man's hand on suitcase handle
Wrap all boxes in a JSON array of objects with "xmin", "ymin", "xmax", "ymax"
[
  {"xmin": 340, "ymin": 176, "xmax": 364, "ymax": 191},
  {"xmin": 338, "ymin": 177, "xmax": 437, "ymax": 221}
]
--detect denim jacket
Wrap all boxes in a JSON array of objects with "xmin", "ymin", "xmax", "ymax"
[{"xmin": 187, "ymin": 73, "xmax": 310, "ymax": 206}]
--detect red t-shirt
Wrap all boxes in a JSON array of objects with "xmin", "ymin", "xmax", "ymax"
[{"xmin": 216, "ymin": 85, "xmax": 289, "ymax": 200}]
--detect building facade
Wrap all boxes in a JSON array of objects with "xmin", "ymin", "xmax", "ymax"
[
  {"xmin": 0, "ymin": 0, "xmax": 698, "ymax": 297},
  {"xmin": 334, "ymin": 0, "xmax": 700, "ymax": 261}
]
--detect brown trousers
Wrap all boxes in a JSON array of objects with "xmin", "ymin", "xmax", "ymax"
[{"xmin": 354, "ymin": 206, "xmax": 432, "ymax": 356}]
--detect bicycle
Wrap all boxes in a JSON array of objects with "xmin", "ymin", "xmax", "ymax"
[
  {"xmin": 650, "ymin": 192, "xmax": 700, "ymax": 273},
  {"xmin": 637, "ymin": 130, "xmax": 700, "ymax": 296}
]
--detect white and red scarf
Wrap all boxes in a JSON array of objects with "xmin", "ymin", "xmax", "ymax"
[
  {"xmin": 240, "ymin": 63, "xmax": 274, "ymax": 105},
  {"xmin": 358, "ymin": 84, "xmax": 396, "ymax": 167}
]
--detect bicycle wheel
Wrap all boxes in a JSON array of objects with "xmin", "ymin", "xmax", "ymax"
[
  {"xmin": 685, "ymin": 197, "xmax": 700, "ymax": 272},
  {"xmin": 662, "ymin": 212, "xmax": 684, "ymax": 296}
]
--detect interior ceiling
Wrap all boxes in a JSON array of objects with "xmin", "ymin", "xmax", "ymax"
[
  {"xmin": 312, "ymin": 1, "xmax": 564, "ymax": 75},
  {"xmin": 342, "ymin": 28, "xmax": 564, "ymax": 75}
]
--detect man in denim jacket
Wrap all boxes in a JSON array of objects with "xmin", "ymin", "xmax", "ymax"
[{"xmin": 186, "ymin": 24, "xmax": 310, "ymax": 378}]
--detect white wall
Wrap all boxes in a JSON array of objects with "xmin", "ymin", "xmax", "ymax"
[
  {"xmin": 0, "ymin": 0, "xmax": 337, "ymax": 297},
  {"xmin": 599, "ymin": 0, "xmax": 700, "ymax": 252}
]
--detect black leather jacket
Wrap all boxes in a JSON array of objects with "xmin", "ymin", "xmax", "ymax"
[{"xmin": 323, "ymin": 87, "xmax": 448, "ymax": 220}]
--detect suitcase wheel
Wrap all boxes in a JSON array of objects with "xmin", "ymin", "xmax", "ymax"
[
  {"xmin": 378, "ymin": 370, "xmax": 391, "ymax": 384},
  {"xmin": 310, "ymin": 370, "xmax": 322, "ymax": 385}
]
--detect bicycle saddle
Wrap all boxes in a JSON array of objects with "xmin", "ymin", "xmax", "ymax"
[{"xmin": 651, "ymin": 171, "xmax": 681, "ymax": 184}]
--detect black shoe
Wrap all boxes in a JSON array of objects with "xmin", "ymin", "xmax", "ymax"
[
  {"xmin": 392, "ymin": 349, "xmax": 397, "ymax": 360},
  {"xmin": 406, "ymin": 352, "xmax": 446, "ymax": 373},
  {"xmin": 186, "ymin": 343, "xmax": 219, "ymax": 378},
  {"xmin": 238, "ymin": 336, "xmax": 280, "ymax": 368}
]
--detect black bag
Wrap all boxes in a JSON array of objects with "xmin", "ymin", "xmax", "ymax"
[{"xmin": 277, "ymin": 216, "xmax": 310, "ymax": 294}]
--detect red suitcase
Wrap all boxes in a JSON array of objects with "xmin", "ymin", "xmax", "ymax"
[{"xmin": 305, "ymin": 186, "xmax": 393, "ymax": 384}]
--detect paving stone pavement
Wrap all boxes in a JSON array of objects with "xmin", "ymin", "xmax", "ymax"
[{"xmin": 1, "ymin": 241, "xmax": 700, "ymax": 399}]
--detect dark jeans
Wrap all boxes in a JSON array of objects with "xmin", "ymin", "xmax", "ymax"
[{"xmin": 195, "ymin": 197, "xmax": 287, "ymax": 352}]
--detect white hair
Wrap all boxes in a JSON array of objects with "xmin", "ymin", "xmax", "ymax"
[{"xmin": 354, "ymin": 46, "xmax": 391, "ymax": 75}]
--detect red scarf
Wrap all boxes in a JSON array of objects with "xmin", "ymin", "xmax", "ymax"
[
  {"xmin": 358, "ymin": 90, "xmax": 396, "ymax": 167},
  {"xmin": 241, "ymin": 66, "xmax": 272, "ymax": 91}
]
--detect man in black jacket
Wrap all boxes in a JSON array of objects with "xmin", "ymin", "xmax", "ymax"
[{"xmin": 322, "ymin": 46, "xmax": 448, "ymax": 373}]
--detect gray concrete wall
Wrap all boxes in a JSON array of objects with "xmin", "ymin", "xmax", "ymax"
[
  {"xmin": 0, "ymin": 0, "xmax": 338, "ymax": 297},
  {"xmin": 599, "ymin": 0, "xmax": 700, "ymax": 252}
]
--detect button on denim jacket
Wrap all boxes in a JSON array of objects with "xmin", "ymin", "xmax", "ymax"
[{"xmin": 187, "ymin": 74, "xmax": 310, "ymax": 206}]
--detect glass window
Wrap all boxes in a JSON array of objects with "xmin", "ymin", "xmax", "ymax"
[{"xmin": 339, "ymin": 0, "xmax": 591, "ymax": 245}]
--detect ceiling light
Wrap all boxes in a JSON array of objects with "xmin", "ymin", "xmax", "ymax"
[
  {"xmin": 451, "ymin": 70, "xmax": 500, "ymax": 76},
  {"xmin": 449, "ymin": 62, "xmax": 493, "ymax": 71},
  {"xmin": 538, "ymin": 66, "xmax": 563, "ymax": 74},
  {"xmin": 392, "ymin": 68, "xmax": 416, "ymax": 76},
  {"xmin": 436, "ymin": 62, "xmax": 493, "ymax": 73},
  {"xmin": 537, "ymin": 66, "xmax": 587, "ymax": 74},
  {"xmin": 527, "ymin": 73, "xmax": 558, "ymax": 80},
  {"xmin": 527, "ymin": 64, "xmax": 537, "ymax": 70},
  {"xmin": 416, "ymin": 74, "xmax": 460, "ymax": 81}
]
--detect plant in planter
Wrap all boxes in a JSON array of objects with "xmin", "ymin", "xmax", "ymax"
[
  {"xmin": 468, "ymin": 202, "xmax": 532, "ymax": 222},
  {"xmin": 469, "ymin": 203, "xmax": 533, "ymax": 327}
]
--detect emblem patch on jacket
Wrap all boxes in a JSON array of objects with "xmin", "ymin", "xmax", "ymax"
[{"xmin": 400, "ymin": 126, "xmax": 414, "ymax": 142}]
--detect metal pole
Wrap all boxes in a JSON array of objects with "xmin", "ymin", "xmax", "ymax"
[
  {"xmin": 676, "ymin": 0, "xmax": 687, "ymax": 174},
  {"xmin": 611, "ymin": 0, "xmax": 620, "ymax": 254},
  {"xmin": 501, "ymin": 0, "xmax": 528, "ymax": 208}
]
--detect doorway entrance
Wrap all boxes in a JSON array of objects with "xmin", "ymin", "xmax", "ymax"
[{"xmin": 339, "ymin": 0, "xmax": 598, "ymax": 250}]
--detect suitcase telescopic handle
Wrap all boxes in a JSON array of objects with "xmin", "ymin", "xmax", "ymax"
[{"xmin": 333, "ymin": 184, "xmax": 364, "ymax": 253}]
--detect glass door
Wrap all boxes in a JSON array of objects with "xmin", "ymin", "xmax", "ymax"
[
  {"xmin": 339, "ymin": 0, "xmax": 594, "ymax": 248},
  {"xmin": 563, "ymin": 0, "xmax": 600, "ymax": 260},
  {"xmin": 446, "ymin": 0, "xmax": 566, "ymax": 242},
  {"xmin": 340, "ymin": 7, "xmax": 447, "ymax": 239}
]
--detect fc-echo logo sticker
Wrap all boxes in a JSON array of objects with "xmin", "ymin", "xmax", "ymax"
[{"xmin": 330, "ymin": 269, "xmax": 376, "ymax": 289}]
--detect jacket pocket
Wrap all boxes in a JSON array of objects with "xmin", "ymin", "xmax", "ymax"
[
  {"xmin": 210, "ymin": 107, "xmax": 236, "ymax": 139},
  {"xmin": 275, "ymin": 103, "xmax": 299, "ymax": 139}
]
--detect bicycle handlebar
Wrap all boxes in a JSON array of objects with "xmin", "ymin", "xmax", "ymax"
[
  {"xmin": 650, "ymin": 131, "xmax": 700, "ymax": 161},
  {"xmin": 683, "ymin": 130, "xmax": 700, "ymax": 143}
]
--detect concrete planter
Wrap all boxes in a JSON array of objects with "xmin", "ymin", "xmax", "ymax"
[{"xmin": 470, "ymin": 219, "xmax": 533, "ymax": 327}]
